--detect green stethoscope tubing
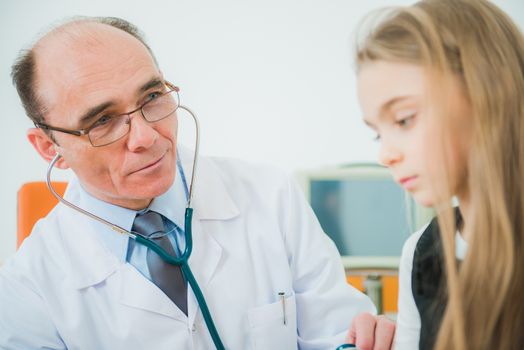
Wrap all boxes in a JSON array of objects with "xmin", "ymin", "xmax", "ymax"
[{"xmin": 46, "ymin": 105, "xmax": 226, "ymax": 350}]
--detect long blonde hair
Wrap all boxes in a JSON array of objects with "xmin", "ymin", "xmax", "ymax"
[{"xmin": 356, "ymin": 1, "xmax": 524, "ymax": 349}]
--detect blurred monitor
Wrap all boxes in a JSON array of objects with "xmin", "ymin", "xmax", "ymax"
[{"xmin": 297, "ymin": 163, "xmax": 434, "ymax": 270}]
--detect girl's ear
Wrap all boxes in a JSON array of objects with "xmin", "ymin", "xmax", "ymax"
[{"xmin": 27, "ymin": 128, "xmax": 69, "ymax": 169}]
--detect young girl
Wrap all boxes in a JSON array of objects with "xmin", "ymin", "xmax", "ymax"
[{"xmin": 355, "ymin": 0, "xmax": 524, "ymax": 349}]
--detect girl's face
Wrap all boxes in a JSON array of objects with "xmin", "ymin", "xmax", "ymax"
[{"xmin": 357, "ymin": 61, "xmax": 472, "ymax": 207}]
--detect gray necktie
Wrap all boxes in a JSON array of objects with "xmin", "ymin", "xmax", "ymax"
[{"xmin": 132, "ymin": 210, "xmax": 188, "ymax": 315}]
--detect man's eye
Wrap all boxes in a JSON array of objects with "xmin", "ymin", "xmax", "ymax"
[
  {"xmin": 146, "ymin": 91, "xmax": 163, "ymax": 102},
  {"xmin": 94, "ymin": 115, "xmax": 113, "ymax": 127}
]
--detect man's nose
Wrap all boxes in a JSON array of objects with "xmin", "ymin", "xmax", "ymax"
[
  {"xmin": 126, "ymin": 112, "xmax": 158, "ymax": 151},
  {"xmin": 378, "ymin": 139, "xmax": 402, "ymax": 167}
]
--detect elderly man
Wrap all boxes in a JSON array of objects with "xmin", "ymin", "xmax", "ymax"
[{"xmin": 0, "ymin": 17, "xmax": 394, "ymax": 349}]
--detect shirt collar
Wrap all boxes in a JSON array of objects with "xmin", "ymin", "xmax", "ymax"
[
  {"xmin": 74, "ymin": 158, "xmax": 188, "ymax": 262},
  {"xmin": 148, "ymin": 157, "xmax": 188, "ymax": 230},
  {"xmin": 75, "ymin": 181, "xmax": 134, "ymax": 263}
]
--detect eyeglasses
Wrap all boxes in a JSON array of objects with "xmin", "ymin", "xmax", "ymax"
[{"xmin": 35, "ymin": 81, "xmax": 180, "ymax": 147}]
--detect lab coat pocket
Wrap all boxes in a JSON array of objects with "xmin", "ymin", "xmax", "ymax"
[{"xmin": 247, "ymin": 293, "xmax": 297, "ymax": 350}]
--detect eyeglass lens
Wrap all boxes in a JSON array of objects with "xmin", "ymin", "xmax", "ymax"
[{"xmin": 88, "ymin": 90, "xmax": 179, "ymax": 147}]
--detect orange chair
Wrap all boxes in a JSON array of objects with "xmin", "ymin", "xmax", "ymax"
[
  {"xmin": 347, "ymin": 272, "xmax": 399, "ymax": 314},
  {"xmin": 17, "ymin": 182, "xmax": 68, "ymax": 249}
]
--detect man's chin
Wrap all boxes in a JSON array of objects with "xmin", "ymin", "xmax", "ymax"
[
  {"xmin": 129, "ymin": 174, "xmax": 175, "ymax": 198},
  {"xmin": 109, "ymin": 182, "xmax": 172, "ymax": 210}
]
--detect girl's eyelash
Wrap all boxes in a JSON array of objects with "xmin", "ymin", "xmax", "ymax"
[
  {"xmin": 369, "ymin": 113, "xmax": 415, "ymax": 141},
  {"xmin": 395, "ymin": 114, "xmax": 416, "ymax": 126}
]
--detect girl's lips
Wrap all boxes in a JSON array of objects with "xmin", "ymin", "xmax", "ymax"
[{"xmin": 398, "ymin": 175, "xmax": 418, "ymax": 189}]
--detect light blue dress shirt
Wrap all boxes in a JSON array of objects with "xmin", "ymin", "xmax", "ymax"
[{"xmin": 74, "ymin": 156, "xmax": 189, "ymax": 281}]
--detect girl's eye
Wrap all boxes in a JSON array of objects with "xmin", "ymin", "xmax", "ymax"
[
  {"xmin": 396, "ymin": 114, "xmax": 416, "ymax": 127},
  {"xmin": 373, "ymin": 133, "xmax": 381, "ymax": 141}
]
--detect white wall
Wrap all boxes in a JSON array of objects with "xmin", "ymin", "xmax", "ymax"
[{"xmin": 1, "ymin": 0, "xmax": 523, "ymax": 263}]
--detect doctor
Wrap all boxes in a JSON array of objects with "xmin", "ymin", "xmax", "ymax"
[{"xmin": 1, "ymin": 17, "xmax": 393, "ymax": 349}]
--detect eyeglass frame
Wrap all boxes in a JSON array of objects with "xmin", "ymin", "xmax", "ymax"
[{"xmin": 34, "ymin": 80, "xmax": 180, "ymax": 147}]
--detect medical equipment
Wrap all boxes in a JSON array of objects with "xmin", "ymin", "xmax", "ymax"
[
  {"xmin": 46, "ymin": 105, "xmax": 225, "ymax": 350},
  {"xmin": 297, "ymin": 163, "xmax": 434, "ymax": 271}
]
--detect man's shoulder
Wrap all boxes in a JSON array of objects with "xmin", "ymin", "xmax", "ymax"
[
  {"xmin": 2, "ymin": 205, "xmax": 67, "ymax": 281},
  {"xmin": 0, "ymin": 210, "xmax": 65, "ymax": 348}
]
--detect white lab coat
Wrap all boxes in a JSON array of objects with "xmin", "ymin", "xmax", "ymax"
[{"xmin": 0, "ymin": 151, "xmax": 375, "ymax": 350}]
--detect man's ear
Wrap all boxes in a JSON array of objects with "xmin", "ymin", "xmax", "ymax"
[{"xmin": 27, "ymin": 128, "xmax": 69, "ymax": 169}]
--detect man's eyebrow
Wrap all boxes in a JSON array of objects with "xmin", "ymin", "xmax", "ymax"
[
  {"xmin": 78, "ymin": 101, "xmax": 115, "ymax": 127},
  {"xmin": 138, "ymin": 78, "xmax": 164, "ymax": 94}
]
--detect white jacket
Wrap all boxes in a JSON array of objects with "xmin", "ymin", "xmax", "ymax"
[{"xmin": 0, "ymin": 152, "xmax": 375, "ymax": 349}]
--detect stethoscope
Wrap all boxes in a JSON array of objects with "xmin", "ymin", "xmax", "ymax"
[{"xmin": 46, "ymin": 105, "xmax": 226, "ymax": 350}]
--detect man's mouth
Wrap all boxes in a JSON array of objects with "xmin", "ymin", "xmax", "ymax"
[{"xmin": 129, "ymin": 152, "xmax": 167, "ymax": 175}]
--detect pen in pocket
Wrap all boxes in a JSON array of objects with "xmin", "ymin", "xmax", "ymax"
[{"xmin": 278, "ymin": 292, "xmax": 286, "ymax": 325}]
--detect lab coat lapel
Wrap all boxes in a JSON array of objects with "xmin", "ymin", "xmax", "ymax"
[
  {"xmin": 178, "ymin": 148, "xmax": 240, "ymax": 325},
  {"xmin": 186, "ymin": 216, "xmax": 222, "ymax": 326},
  {"xmin": 57, "ymin": 195, "xmax": 120, "ymax": 289},
  {"xmin": 119, "ymin": 263, "xmax": 186, "ymax": 321},
  {"xmin": 178, "ymin": 146, "xmax": 240, "ymax": 220},
  {"xmin": 179, "ymin": 147, "xmax": 239, "ymax": 295}
]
